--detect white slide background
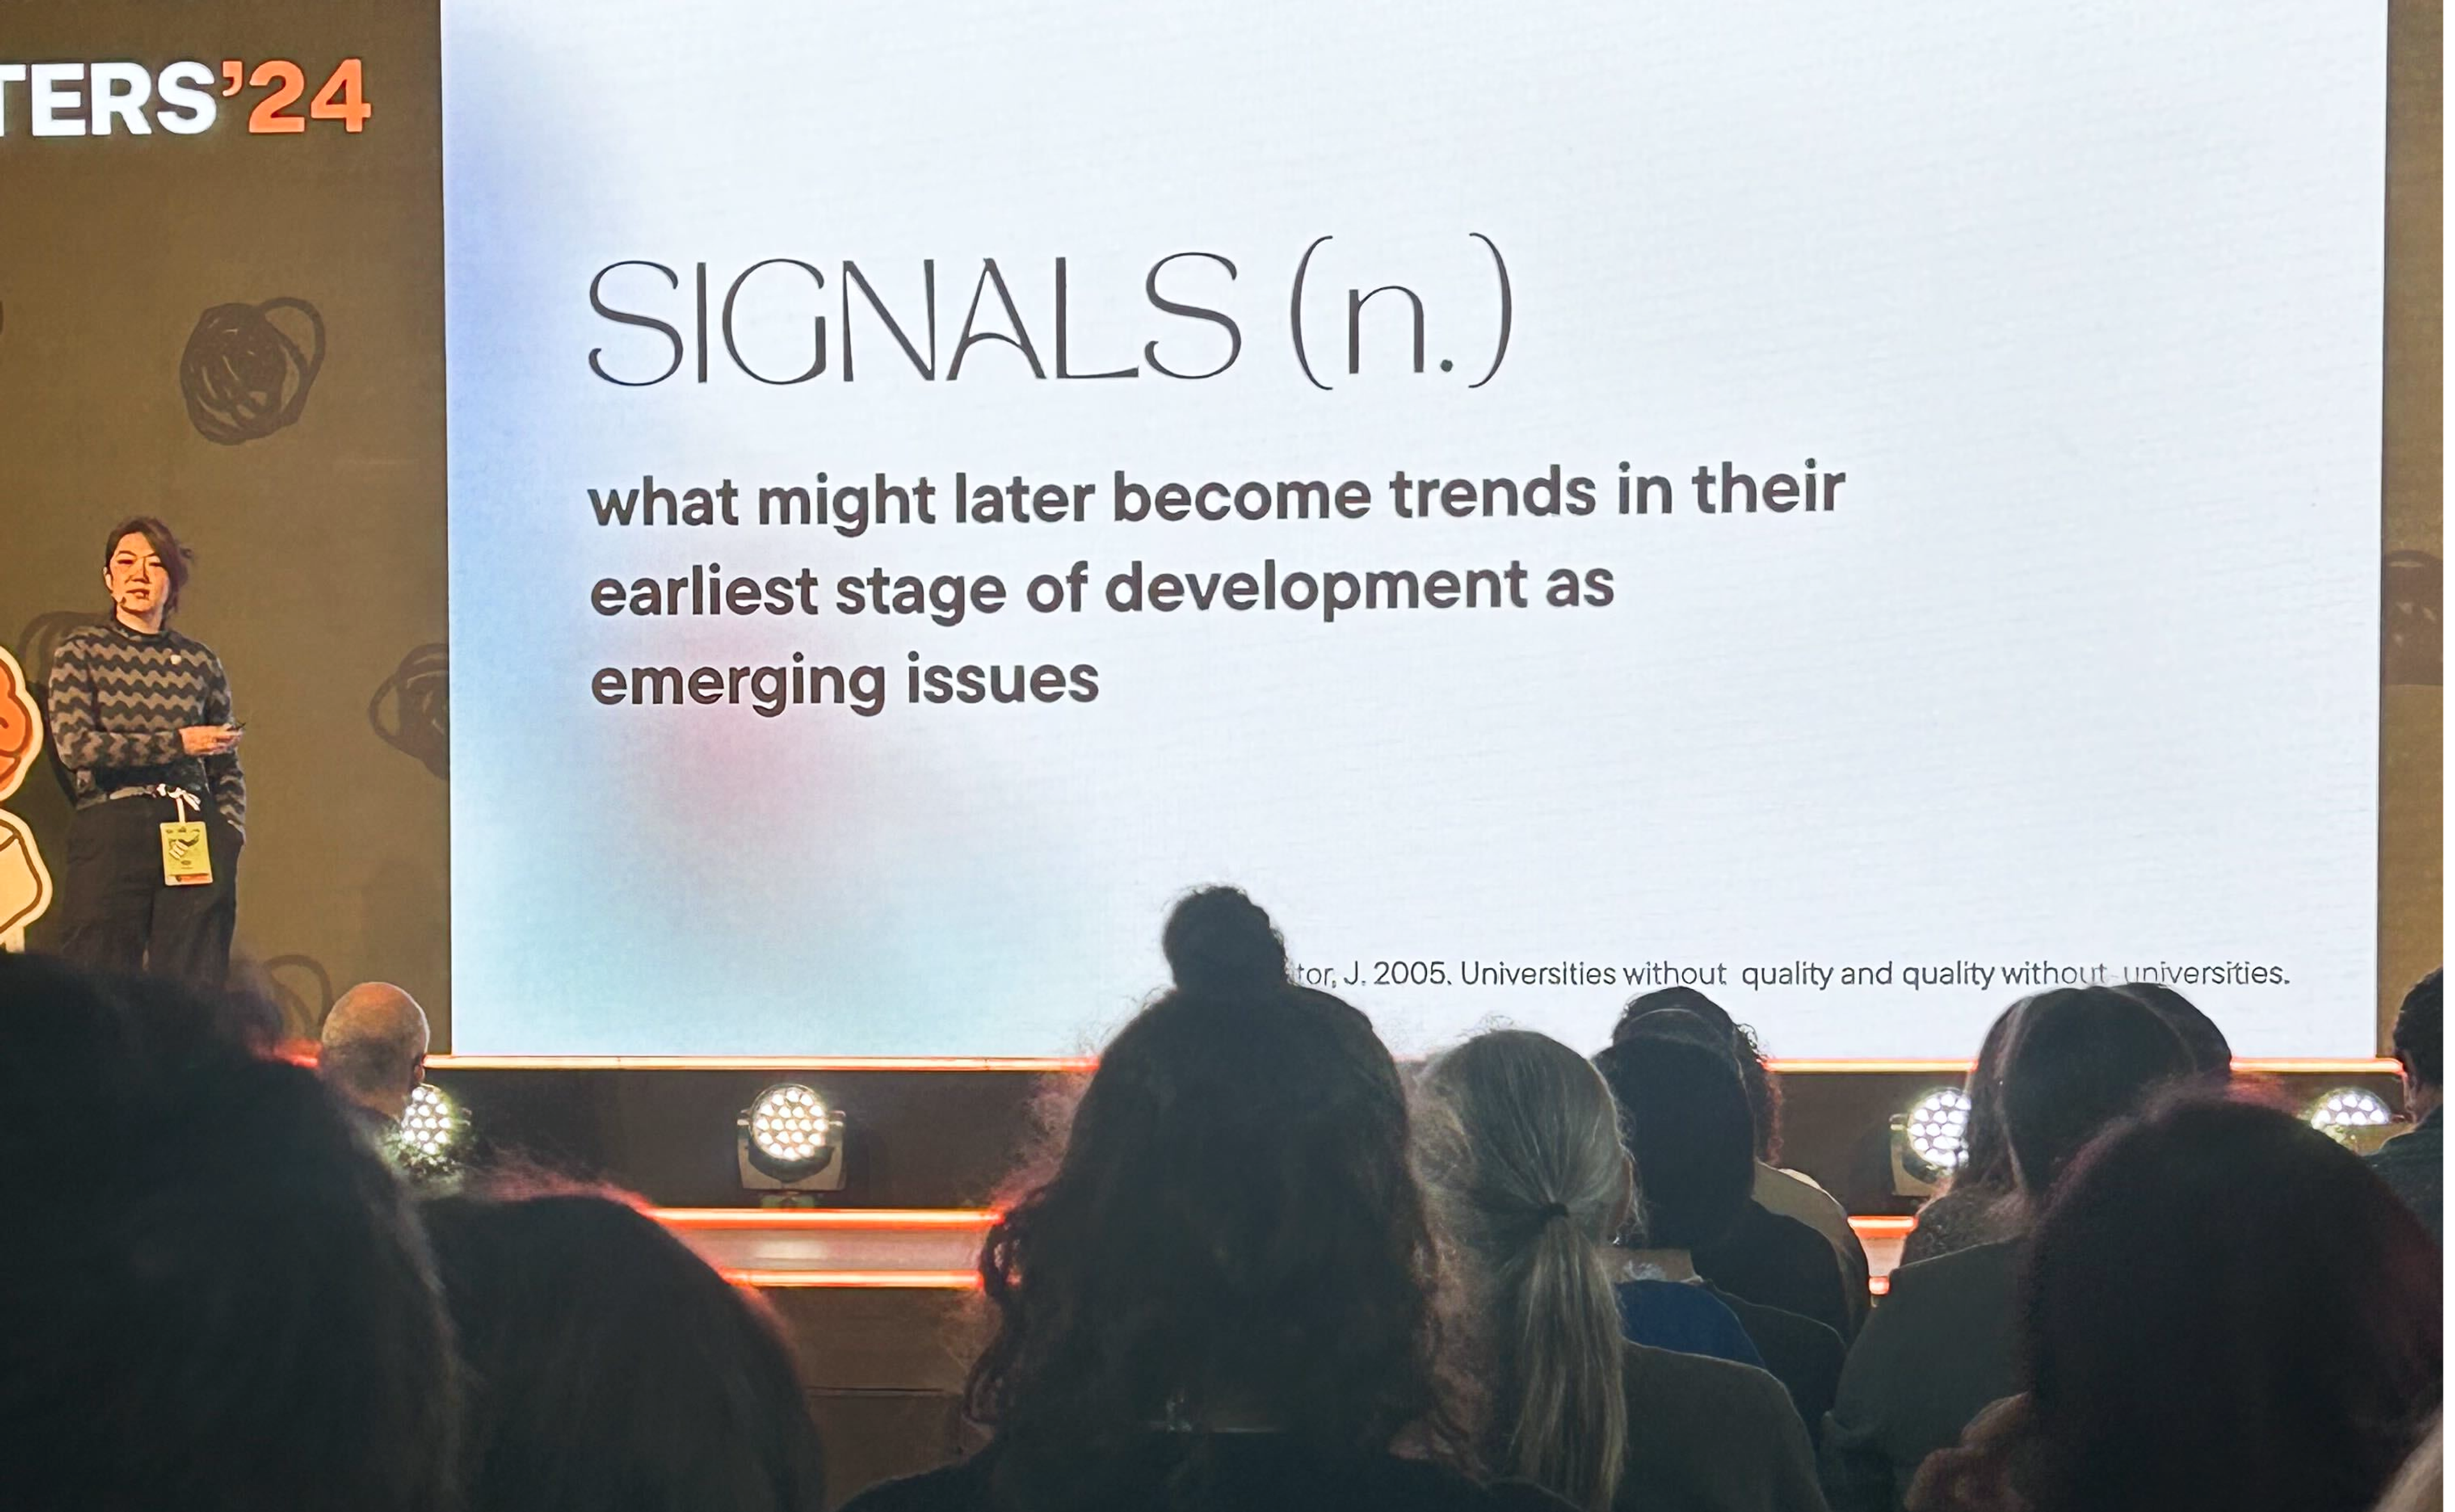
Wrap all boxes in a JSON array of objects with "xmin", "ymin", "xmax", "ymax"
[{"xmin": 444, "ymin": 1, "xmax": 2385, "ymax": 1056}]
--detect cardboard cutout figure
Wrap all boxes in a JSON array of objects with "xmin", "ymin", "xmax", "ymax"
[{"xmin": 0, "ymin": 648, "xmax": 56, "ymax": 950}]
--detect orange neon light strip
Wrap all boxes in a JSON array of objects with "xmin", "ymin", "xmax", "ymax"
[
  {"xmin": 1770, "ymin": 1057, "xmax": 2397, "ymax": 1075},
  {"xmin": 689, "ymin": 1212, "xmax": 1914, "ymax": 1296},
  {"xmin": 1766, "ymin": 1059, "xmax": 1976, "ymax": 1074},
  {"xmin": 658, "ymin": 1207, "xmax": 997, "ymax": 1231},
  {"xmin": 433, "ymin": 1054, "xmax": 2395, "ymax": 1075},
  {"xmin": 666, "ymin": 1206, "xmax": 1921, "ymax": 1237},
  {"xmin": 725, "ymin": 1268, "xmax": 981, "ymax": 1290}
]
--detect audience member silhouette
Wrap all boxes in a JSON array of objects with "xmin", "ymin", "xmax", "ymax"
[
  {"xmin": 424, "ymin": 1185, "xmax": 828, "ymax": 1512},
  {"xmin": 1898, "ymin": 1005, "xmax": 2025, "ymax": 1268},
  {"xmin": 1160, "ymin": 884, "xmax": 1290, "ymax": 991},
  {"xmin": 1422, "ymin": 1027, "xmax": 1826, "ymax": 1512},
  {"xmin": 2369, "ymin": 968, "xmax": 2442, "ymax": 1240},
  {"xmin": 1610, "ymin": 992, "xmax": 1856, "ymax": 1335},
  {"xmin": 842, "ymin": 970, "xmax": 1570, "ymax": 1511},
  {"xmin": 1822, "ymin": 987, "xmax": 2191, "ymax": 1512},
  {"xmin": 318, "ymin": 979, "xmax": 433, "ymax": 1134},
  {"xmin": 4, "ymin": 898, "xmax": 2437, "ymax": 1512},
  {"xmin": 1614, "ymin": 989, "xmax": 1868, "ymax": 1336},
  {"xmin": 1594, "ymin": 1021, "xmax": 1844, "ymax": 1438},
  {"xmin": 0, "ymin": 953, "xmax": 458, "ymax": 1512},
  {"xmin": 1906, "ymin": 1095, "xmax": 2441, "ymax": 1512},
  {"xmin": 1614, "ymin": 988, "xmax": 1786, "ymax": 1165}
]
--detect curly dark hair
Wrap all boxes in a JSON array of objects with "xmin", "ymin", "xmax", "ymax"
[
  {"xmin": 1159, "ymin": 885, "xmax": 1288, "ymax": 992},
  {"xmin": 1593, "ymin": 1025, "xmax": 1756, "ymax": 1251},
  {"xmin": 1611, "ymin": 986, "xmax": 1782, "ymax": 1162},
  {"xmin": 965, "ymin": 982, "xmax": 1460, "ymax": 1509}
]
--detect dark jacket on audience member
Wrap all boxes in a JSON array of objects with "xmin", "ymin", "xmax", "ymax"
[
  {"xmin": 1617, "ymin": 1343, "xmax": 1829, "ymax": 1512},
  {"xmin": 836, "ymin": 1435, "xmax": 1573, "ymax": 1512},
  {"xmin": 1896, "ymin": 1189, "xmax": 2019, "ymax": 1270},
  {"xmin": 2365, "ymin": 1109, "xmax": 2442, "ymax": 1243},
  {"xmin": 1705, "ymin": 1285, "xmax": 1846, "ymax": 1452},
  {"xmin": 1819, "ymin": 1240, "xmax": 2022, "ymax": 1512},
  {"xmin": 1696, "ymin": 1204, "xmax": 1855, "ymax": 1343}
]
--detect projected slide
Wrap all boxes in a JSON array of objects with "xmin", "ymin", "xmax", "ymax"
[{"xmin": 444, "ymin": 1, "xmax": 2385, "ymax": 1056}]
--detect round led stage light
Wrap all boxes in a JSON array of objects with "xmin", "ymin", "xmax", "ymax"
[
  {"xmin": 2307, "ymin": 1086, "xmax": 2393, "ymax": 1143},
  {"xmin": 747, "ymin": 1083, "xmax": 834, "ymax": 1167},
  {"xmin": 396, "ymin": 1082, "xmax": 467, "ymax": 1171},
  {"xmin": 1901, "ymin": 1086, "xmax": 1974, "ymax": 1180}
]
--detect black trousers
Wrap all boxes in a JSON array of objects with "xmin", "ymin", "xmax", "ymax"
[{"xmin": 54, "ymin": 797, "xmax": 242, "ymax": 990}]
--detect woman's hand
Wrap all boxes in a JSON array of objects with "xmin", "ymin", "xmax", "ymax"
[{"xmin": 180, "ymin": 725, "xmax": 242, "ymax": 757}]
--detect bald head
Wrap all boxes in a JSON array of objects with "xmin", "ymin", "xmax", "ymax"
[{"xmin": 318, "ymin": 984, "xmax": 431, "ymax": 1121}]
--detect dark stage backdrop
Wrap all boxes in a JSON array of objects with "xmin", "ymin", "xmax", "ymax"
[
  {"xmin": 0, "ymin": 0, "xmax": 448, "ymax": 1038},
  {"xmin": 0, "ymin": 0, "xmax": 2438, "ymax": 1050}
]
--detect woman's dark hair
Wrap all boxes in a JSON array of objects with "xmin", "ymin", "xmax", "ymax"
[
  {"xmin": 1591, "ymin": 1019, "xmax": 1756, "ymax": 1251},
  {"xmin": 1998, "ymin": 987, "xmax": 2191, "ymax": 1197},
  {"xmin": 1159, "ymin": 885, "xmax": 1288, "ymax": 992},
  {"xmin": 102, "ymin": 516, "xmax": 194, "ymax": 615},
  {"xmin": 2392, "ymin": 969, "xmax": 2442, "ymax": 1090},
  {"xmin": 0, "ymin": 953, "xmax": 458, "ymax": 1512},
  {"xmin": 1947, "ymin": 1001, "xmax": 2027, "ymax": 1197},
  {"xmin": 2111, "ymin": 982, "xmax": 2233, "ymax": 1080},
  {"xmin": 967, "ymin": 980, "xmax": 1455, "ymax": 1508},
  {"xmin": 1612, "ymin": 986, "xmax": 1782, "ymax": 1162},
  {"xmin": 2022, "ymin": 1093, "xmax": 2442, "ymax": 1512},
  {"xmin": 423, "ymin": 1187, "xmax": 826, "ymax": 1512}
]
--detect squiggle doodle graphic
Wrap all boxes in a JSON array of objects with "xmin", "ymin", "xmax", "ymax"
[
  {"xmin": 0, "ymin": 647, "xmax": 55, "ymax": 950},
  {"xmin": 180, "ymin": 297, "xmax": 326, "ymax": 445},
  {"xmin": 370, "ymin": 642, "xmax": 449, "ymax": 779},
  {"xmin": 261, "ymin": 953, "xmax": 336, "ymax": 1041}
]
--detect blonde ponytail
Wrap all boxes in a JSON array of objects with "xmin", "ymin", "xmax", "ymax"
[{"xmin": 1420, "ymin": 1031, "xmax": 1630, "ymax": 1511}]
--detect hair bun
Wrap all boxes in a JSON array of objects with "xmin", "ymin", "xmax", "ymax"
[{"xmin": 1161, "ymin": 886, "xmax": 1289, "ymax": 992}]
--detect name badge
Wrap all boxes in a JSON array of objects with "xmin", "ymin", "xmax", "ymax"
[{"xmin": 160, "ymin": 820, "xmax": 212, "ymax": 887}]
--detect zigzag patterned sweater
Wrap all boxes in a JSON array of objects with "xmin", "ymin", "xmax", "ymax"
[{"xmin": 47, "ymin": 620, "xmax": 246, "ymax": 835}]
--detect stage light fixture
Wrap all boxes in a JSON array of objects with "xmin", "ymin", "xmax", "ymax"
[
  {"xmin": 1903, "ymin": 1087, "xmax": 1972, "ymax": 1176},
  {"xmin": 2306, "ymin": 1087, "xmax": 2393, "ymax": 1146},
  {"xmin": 1889, "ymin": 1085, "xmax": 1972, "ymax": 1196},
  {"xmin": 393, "ymin": 1082, "xmax": 467, "ymax": 1176},
  {"xmin": 739, "ymin": 1082, "xmax": 846, "ymax": 1192}
]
